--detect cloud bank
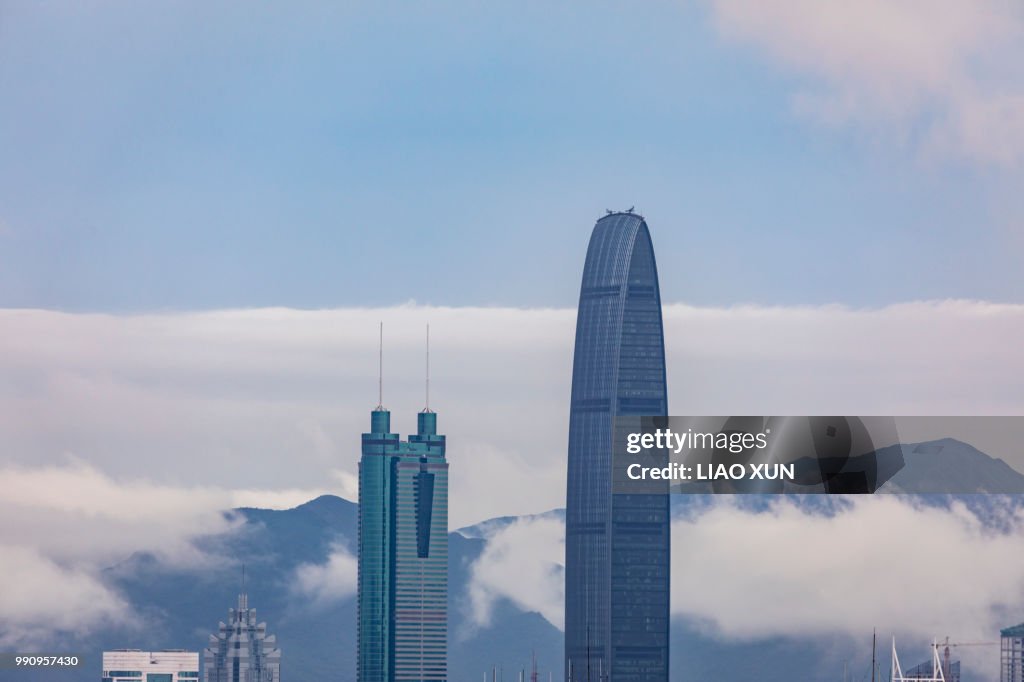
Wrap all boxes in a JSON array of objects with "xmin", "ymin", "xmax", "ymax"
[
  {"xmin": 464, "ymin": 496, "xmax": 1024, "ymax": 678},
  {"xmin": 292, "ymin": 543, "xmax": 359, "ymax": 604},
  {"xmin": 4, "ymin": 300, "xmax": 1024, "ymax": 530},
  {"xmin": 464, "ymin": 516, "xmax": 565, "ymax": 633},
  {"xmin": 0, "ymin": 460, "xmax": 327, "ymax": 647}
]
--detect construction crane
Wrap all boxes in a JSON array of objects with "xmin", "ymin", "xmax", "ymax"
[
  {"xmin": 934, "ymin": 637, "xmax": 998, "ymax": 681},
  {"xmin": 892, "ymin": 636, "xmax": 998, "ymax": 682}
]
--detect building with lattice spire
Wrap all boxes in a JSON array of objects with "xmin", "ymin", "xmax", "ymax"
[{"xmin": 203, "ymin": 589, "xmax": 281, "ymax": 682}]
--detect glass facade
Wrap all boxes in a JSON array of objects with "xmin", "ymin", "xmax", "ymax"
[
  {"xmin": 358, "ymin": 408, "xmax": 448, "ymax": 682},
  {"xmin": 203, "ymin": 594, "xmax": 281, "ymax": 682},
  {"xmin": 565, "ymin": 213, "xmax": 670, "ymax": 682}
]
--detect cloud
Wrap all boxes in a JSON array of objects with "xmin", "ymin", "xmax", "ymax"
[
  {"xmin": 462, "ymin": 497, "xmax": 1024, "ymax": 678},
  {"xmin": 663, "ymin": 299, "xmax": 1024, "ymax": 417},
  {"xmin": 0, "ymin": 459, "xmax": 329, "ymax": 646},
  {"xmin": 670, "ymin": 496, "xmax": 1024, "ymax": 678},
  {"xmin": 292, "ymin": 542, "xmax": 358, "ymax": 604},
  {"xmin": 671, "ymin": 497, "xmax": 1024, "ymax": 640},
  {"xmin": 5, "ymin": 300, "xmax": 1024, "ymax": 533},
  {"xmin": 0, "ymin": 460, "xmax": 239, "ymax": 566},
  {"xmin": 0, "ymin": 304, "xmax": 576, "ymax": 528},
  {"xmin": 707, "ymin": 0, "xmax": 1024, "ymax": 164},
  {"xmin": 0, "ymin": 545, "xmax": 133, "ymax": 648},
  {"xmin": 464, "ymin": 516, "xmax": 565, "ymax": 633}
]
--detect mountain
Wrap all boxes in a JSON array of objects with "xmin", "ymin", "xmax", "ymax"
[
  {"xmin": 882, "ymin": 438, "xmax": 1024, "ymax": 494},
  {"xmin": 13, "ymin": 439, "xmax": 1024, "ymax": 682}
]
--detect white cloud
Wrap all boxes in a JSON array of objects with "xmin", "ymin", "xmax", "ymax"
[
  {"xmin": 462, "ymin": 497, "xmax": 1024, "ymax": 678},
  {"xmin": 0, "ymin": 305, "xmax": 576, "ymax": 528},
  {"xmin": 0, "ymin": 545, "xmax": 133, "ymax": 648},
  {"xmin": 292, "ymin": 543, "xmax": 358, "ymax": 604},
  {"xmin": 707, "ymin": 0, "xmax": 1024, "ymax": 164},
  {"xmin": 671, "ymin": 497, "xmax": 1024, "ymax": 641},
  {"xmin": 0, "ymin": 459, "xmax": 329, "ymax": 645},
  {"xmin": 671, "ymin": 496, "xmax": 1024, "ymax": 678},
  {"xmin": 663, "ymin": 299, "xmax": 1024, "ymax": 417},
  {"xmin": 0, "ymin": 460, "xmax": 238, "ymax": 566},
  {"xmin": 5, "ymin": 301, "xmax": 1024, "ymax": 532},
  {"xmin": 464, "ymin": 516, "xmax": 565, "ymax": 633}
]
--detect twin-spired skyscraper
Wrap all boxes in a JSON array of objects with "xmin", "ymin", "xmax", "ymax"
[
  {"xmin": 565, "ymin": 212, "xmax": 671, "ymax": 682},
  {"xmin": 357, "ymin": 396, "xmax": 448, "ymax": 682}
]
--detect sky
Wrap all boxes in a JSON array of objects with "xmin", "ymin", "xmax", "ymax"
[
  {"xmin": 2, "ymin": 1, "xmax": 1024, "ymax": 311},
  {"xmin": 3, "ymin": 1, "xmax": 1024, "ymax": 673}
]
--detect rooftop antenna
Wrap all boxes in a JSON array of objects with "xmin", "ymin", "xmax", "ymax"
[
  {"xmin": 376, "ymin": 322, "xmax": 384, "ymax": 410},
  {"xmin": 422, "ymin": 324, "xmax": 433, "ymax": 413},
  {"xmin": 872, "ymin": 628, "xmax": 877, "ymax": 682},
  {"xmin": 239, "ymin": 563, "xmax": 248, "ymax": 610}
]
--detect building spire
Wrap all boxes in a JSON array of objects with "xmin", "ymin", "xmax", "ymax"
[
  {"xmin": 239, "ymin": 563, "xmax": 248, "ymax": 610},
  {"xmin": 376, "ymin": 321, "xmax": 384, "ymax": 411}
]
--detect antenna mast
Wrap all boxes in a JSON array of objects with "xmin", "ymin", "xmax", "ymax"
[
  {"xmin": 872, "ymin": 628, "xmax": 877, "ymax": 682},
  {"xmin": 376, "ymin": 322, "xmax": 384, "ymax": 410},
  {"xmin": 425, "ymin": 323, "xmax": 431, "ymax": 412},
  {"xmin": 239, "ymin": 563, "xmax": 248, "ymax": 610}
]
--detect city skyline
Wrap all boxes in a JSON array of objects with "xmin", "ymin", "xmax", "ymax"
[{"xmin": 4, "ymin": 3, "xmax": 1024, "ymax": 681}]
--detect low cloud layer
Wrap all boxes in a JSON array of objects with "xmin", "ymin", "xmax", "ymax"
[
  {"xmin": 671, "ymin": 497, "xmax": 1024, "ymax": 646},
  {"xmin": 708, "ymin": 0, "xmax": 1024, "ymax": 165},
  {"xmin": 4, "ymin": 300, "xmax": 1024, "ymax": 530},
  {"xmin": 0, "ymin": 460, "xmax": 326, "ymax": 647},
  {"xmin": 464, "ymin": 496, "xmax": 1024, "ymax": 678},
  {"xmin": 292, "ymin": 543, "xmax": 359, "ymax": 604},
  {"xmin": 0, "ymin": 545, "xmax": 133, "ymax": 648},
  {"xmin": 464, "ymin": 516, "xmax": 565, "ymax": 633}
]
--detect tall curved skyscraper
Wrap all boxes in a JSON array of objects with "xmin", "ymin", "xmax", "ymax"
[{"xmin": 565, "ymin": 212, "xmax": 670, "ymax": 682}]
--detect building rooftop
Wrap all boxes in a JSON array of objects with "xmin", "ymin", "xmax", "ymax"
[{"xmin": 1002, "ymin": 622, "xmax": 1024, "ymax": 638}]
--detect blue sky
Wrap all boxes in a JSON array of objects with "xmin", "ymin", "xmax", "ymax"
[{"xmin": 1, "ymin": 1, "xmax": 1022, "ymax": 310}]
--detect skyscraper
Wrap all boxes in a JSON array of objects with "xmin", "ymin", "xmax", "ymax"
[
  {"xmin": 564, "ymin": 211, "xmax": 671, "ymax": 682},
  {"xmin": 203, "ymin": 591, "xmax": 281, "ymax": 682},
  {"xmin": 357, "ymin": 386, "xmax": 448, "ymax": 682}
]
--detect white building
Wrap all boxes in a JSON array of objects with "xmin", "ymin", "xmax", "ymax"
[{"xmin": 102, "ymin": 649, "xmax": 200, "ymax": 682}]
